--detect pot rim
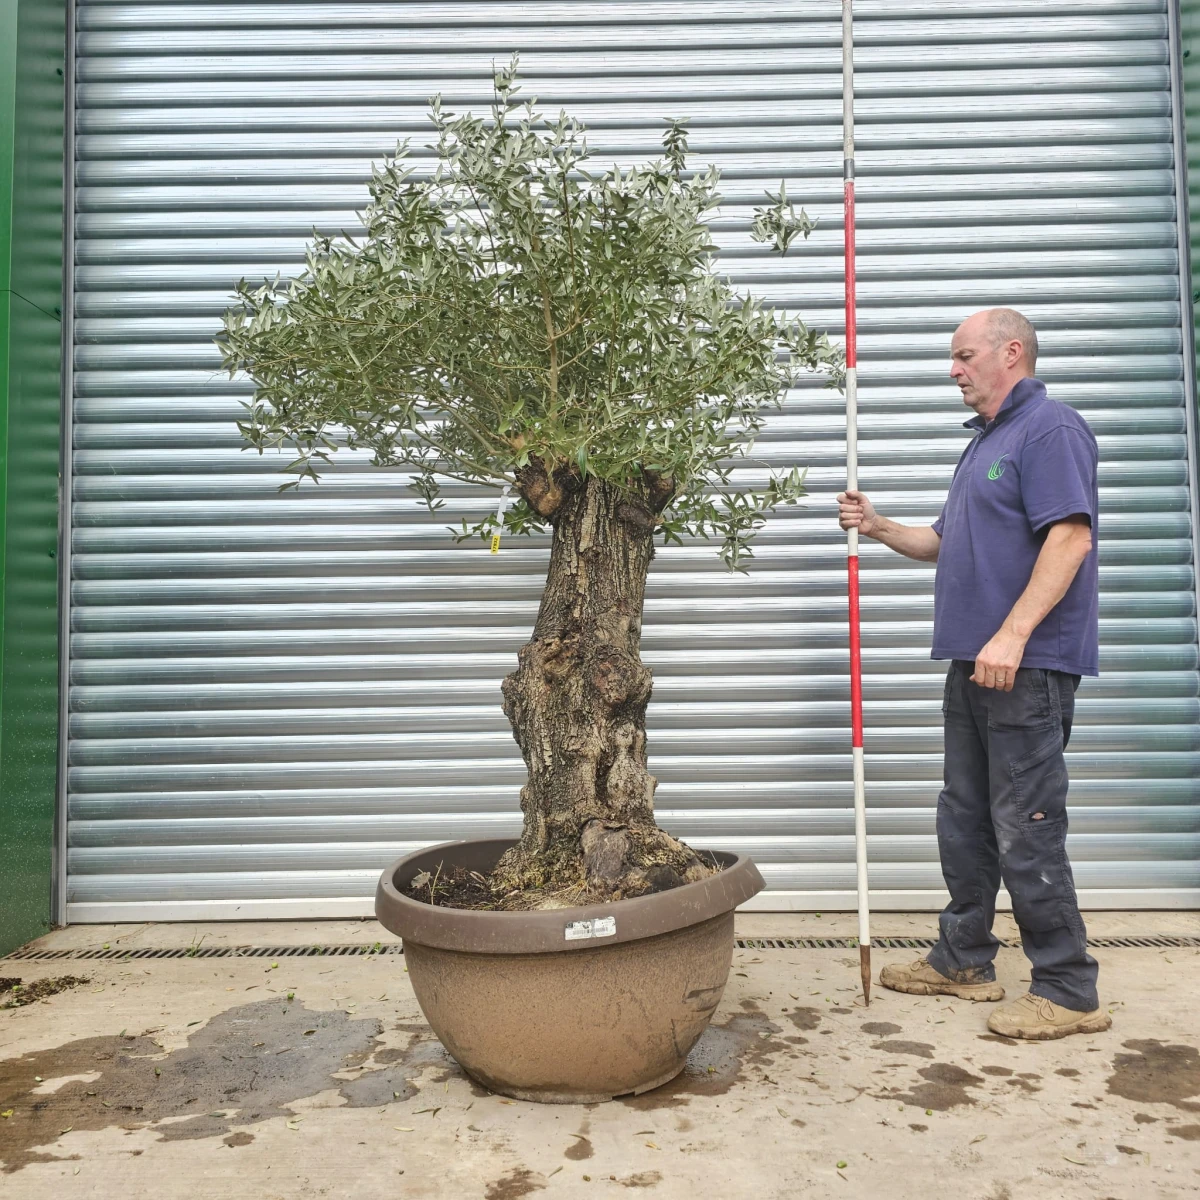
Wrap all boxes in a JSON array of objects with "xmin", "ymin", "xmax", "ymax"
[{"xmin": 375, "ymin": 837, "xmax": 764, "ymax": 955}]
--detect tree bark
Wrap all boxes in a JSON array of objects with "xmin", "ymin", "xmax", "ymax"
[{"xmin": 490, "ymin": 471, "xmax": 714, "ymax": 907}]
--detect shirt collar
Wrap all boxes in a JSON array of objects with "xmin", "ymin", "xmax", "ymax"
[{"xmin": 964, "ymin": 376, "xmax": 1046, "ymax": 433}]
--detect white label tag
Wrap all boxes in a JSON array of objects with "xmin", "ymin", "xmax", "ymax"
[{"xmin": 564, "ymin": 916, "xmax": 617, "ymax": 942}]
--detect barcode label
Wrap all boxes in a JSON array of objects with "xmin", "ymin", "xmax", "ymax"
[{"xmin": 564, "ymin": 916, "xmax": 617, "ymax": 942}]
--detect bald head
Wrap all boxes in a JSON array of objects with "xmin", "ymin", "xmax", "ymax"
[
  {"xmin": 981, "ymin": 308, "xmax": 1038, "ymax": 371},
  {"xmin": 949, "ymin": 308, "xmax": 1039, "ymax": 421}
]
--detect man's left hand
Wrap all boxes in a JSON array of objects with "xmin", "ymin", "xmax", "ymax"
[{"xmin": 972, "ymin": 628, "xmax": 1028, "ymax": 691}]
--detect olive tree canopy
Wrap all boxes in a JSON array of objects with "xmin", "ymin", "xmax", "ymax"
[{"xmin": 221, "ymin": 57, "xmax": 840, "ymax": 570}]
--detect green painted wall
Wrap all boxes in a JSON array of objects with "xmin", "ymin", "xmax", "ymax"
[{"xmin": 0, "ymin": 0, "xmax": 65, "ymax": 955}]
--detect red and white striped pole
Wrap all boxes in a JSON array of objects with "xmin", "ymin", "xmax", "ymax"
[{"xmin": 843, "ymin": 0, "xmax": 872, "ymax": 1005}]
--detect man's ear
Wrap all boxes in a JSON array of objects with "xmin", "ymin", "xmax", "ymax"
[{"xmin": 1006, "ymin": 339, "xmax": 1024, "ymax": 367}]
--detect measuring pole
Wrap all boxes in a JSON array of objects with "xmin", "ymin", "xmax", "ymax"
[{"xmin": 842, "ymin": 0, "xmax": 871, "ymax": 1005}]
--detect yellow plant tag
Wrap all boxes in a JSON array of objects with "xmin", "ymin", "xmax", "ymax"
[{"xmin": 490, "ymin": 484, "xmax": 512, "ymax": 554}]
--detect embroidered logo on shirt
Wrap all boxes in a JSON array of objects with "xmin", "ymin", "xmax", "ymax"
[{"xmin": 986, "ymin": 453, "xmax": 1009, "ymax": 481}]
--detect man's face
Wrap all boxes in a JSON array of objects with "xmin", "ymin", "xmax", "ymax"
[{"xmin": 949, "ymin": 316, "xmax": 1014, "ymax": 418}]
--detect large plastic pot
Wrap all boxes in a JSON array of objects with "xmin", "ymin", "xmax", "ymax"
[{"xmin": 375, "ymin": 838, "xmax": 764, "ymax": 1103}]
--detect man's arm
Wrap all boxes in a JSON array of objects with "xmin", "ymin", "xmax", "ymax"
[
  {"xmin": 837, "ymin": 489, "xmax": 942, "ymax": 562},
  {"xmin": 971, "ymin": 514, "xmax": 1094, "ymax": 691}
]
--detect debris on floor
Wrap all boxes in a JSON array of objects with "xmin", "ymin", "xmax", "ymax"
[{"xmin": 1, "ymin": 976, "xmax": 90, "ymax": 1010}]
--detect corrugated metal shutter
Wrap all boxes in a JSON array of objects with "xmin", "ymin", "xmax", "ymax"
[{"xmin": 67, "ymin": 0, "xmax": 1200, "ymax": 920}]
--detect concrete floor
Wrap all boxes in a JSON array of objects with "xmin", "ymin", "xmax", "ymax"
[{"xmin": 2, "ymin": 915, "xmax": 1199, "ymax": 1199}]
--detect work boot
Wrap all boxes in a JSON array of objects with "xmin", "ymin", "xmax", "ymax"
[
  {"xmin": 879, "ymin": 958, "xmax": 1004, "ymax": 1002},
  {"xmin": 987, "ymin": 993, "xmax": 1111, "ymax": 1041}
]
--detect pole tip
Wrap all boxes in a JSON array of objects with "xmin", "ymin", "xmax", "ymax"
[{"xmin": 860, "ymin": 943, "xmax": 872, "ymax": 1007}]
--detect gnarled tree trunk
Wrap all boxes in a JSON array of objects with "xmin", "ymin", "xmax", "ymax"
[{"xmin": 490, "ymin": 469, "xmax": 714, "ymax": 907}]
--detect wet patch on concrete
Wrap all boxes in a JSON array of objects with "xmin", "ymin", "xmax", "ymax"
[
  {"xmin": 787, "ymin": 1007, "xmax": 822, "ymax": 1032},
  {"xmin": 1055, "ymin": 1068, "xmax": 1080, "ymax": 1078},
  {"xmin": 980, "ymin": 1066, "xmax": 1012, "ymax": 1077},
  {"xmin": 564, "ymin": 1135, "xmax": 593, "ymax": 1160},
  {"xmin": 1005, "ymin": 1078, "xmax": 1041, "ymax": 1094},
  {"xmin": 1106, "ymin": 1040, "xmax": 1200, "ymax": 1112},
  {"xmin": 861, "ymin": 1022, "xmax": 902, "ymax": 1037},
  {"xmin": 1, "ymin": 977, "xmax": 91, "ymax": 1010},
  {"xmin": 977, "ymin": 1034, "xmax": 1018, "ymax": 1047},
  {"xmin": 222, "ymin": 1131, "xmax": 254, "ymax": 1148},
  {"xmin": 908, "ymin": 1123, "xmax": 927, "ymax": 1132},
  {"xmin": 882, "ymin": 1063, "xmax": 985, "ymax": 1111},
  {"xmin": 871, "ymin": 1041, "xmax": 934, "ymax": 1060},
  {"xmin": 1116, "ymin": 1144, "xmax": 1140, "ymax": 1155},
  {"xmin": 619, "ymin": 1171, "xmax": 662, "ymax": 1187},
  {"xmin": 620, "ymin": 1011, "xmax": 787, "ymax": 1110},
  {"xmin": 1166, "ymin": 1124, "xmax": 1200, "ymax": 1140},
  {"xmin": 0, "ymin": 998, "xmax": 451, "ymax": 1172},
  {"xmin": 484, "ymin": 1166, "xmax": 546, "ymax": 1199},
  {"xmin": 1134, "ymin": 1112, "xmax": 1157, "ymax": 1124}
]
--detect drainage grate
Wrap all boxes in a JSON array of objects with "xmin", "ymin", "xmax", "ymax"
[
  {"xmin": 4, "ymin": 935, "xmax": 1197, "ymax": 961},
  {"xmin": 738, "ymin": 936, "xmax": 938, "ymax": 950},
  {"xmin": 1084, "ymin": 935, "xmax": 1200, "ymax": 948},
  {"xmin": 2, "ymin": 943, "xmax": 406, "ymax": 962},
  {"xmin": 735, "ymin": 935, "xmax": 1200, "ymax": 951}
]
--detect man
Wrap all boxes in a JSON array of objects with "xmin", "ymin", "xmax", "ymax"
[{"xmin": 837, "ymin": 308, "xmax": 1110, "ymax": 1040}]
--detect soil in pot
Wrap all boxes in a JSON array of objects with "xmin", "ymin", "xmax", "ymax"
[{"xmin": 400, "ymin": 854, "xmax": 725, "ymax": 912}]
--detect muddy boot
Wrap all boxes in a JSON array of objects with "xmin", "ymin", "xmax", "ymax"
[
  {"xmin": 879, "ymin": 958, "xmax": 1005, "ymax": 1002},
  {"xmin": 986, "ymin": 993, "xmax": 1111, "ymax": 1041}
]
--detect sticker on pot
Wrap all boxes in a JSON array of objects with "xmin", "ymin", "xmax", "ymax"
[{"xmin": 564, "ymin": 916, "xmax": 617, "ymax": 941}]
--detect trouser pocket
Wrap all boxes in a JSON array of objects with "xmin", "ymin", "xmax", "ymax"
[{"xmin": 998, "ymin": 730, "xmax": 1073, "ymax": 933}]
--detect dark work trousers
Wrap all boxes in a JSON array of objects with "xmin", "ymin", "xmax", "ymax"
[{"xmin": 926, "ymin": 660, "xmax": 1100, "ymax": 1012}]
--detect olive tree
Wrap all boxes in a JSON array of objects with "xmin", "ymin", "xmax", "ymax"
[{"xmin": 221, "ymin": 60, "xmax": 840, "ymax": 908}]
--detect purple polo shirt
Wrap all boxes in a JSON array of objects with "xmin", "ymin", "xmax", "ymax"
[{"xmin": 931, "ymin": 377, "xmax": 1099, "ymax": 676}]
